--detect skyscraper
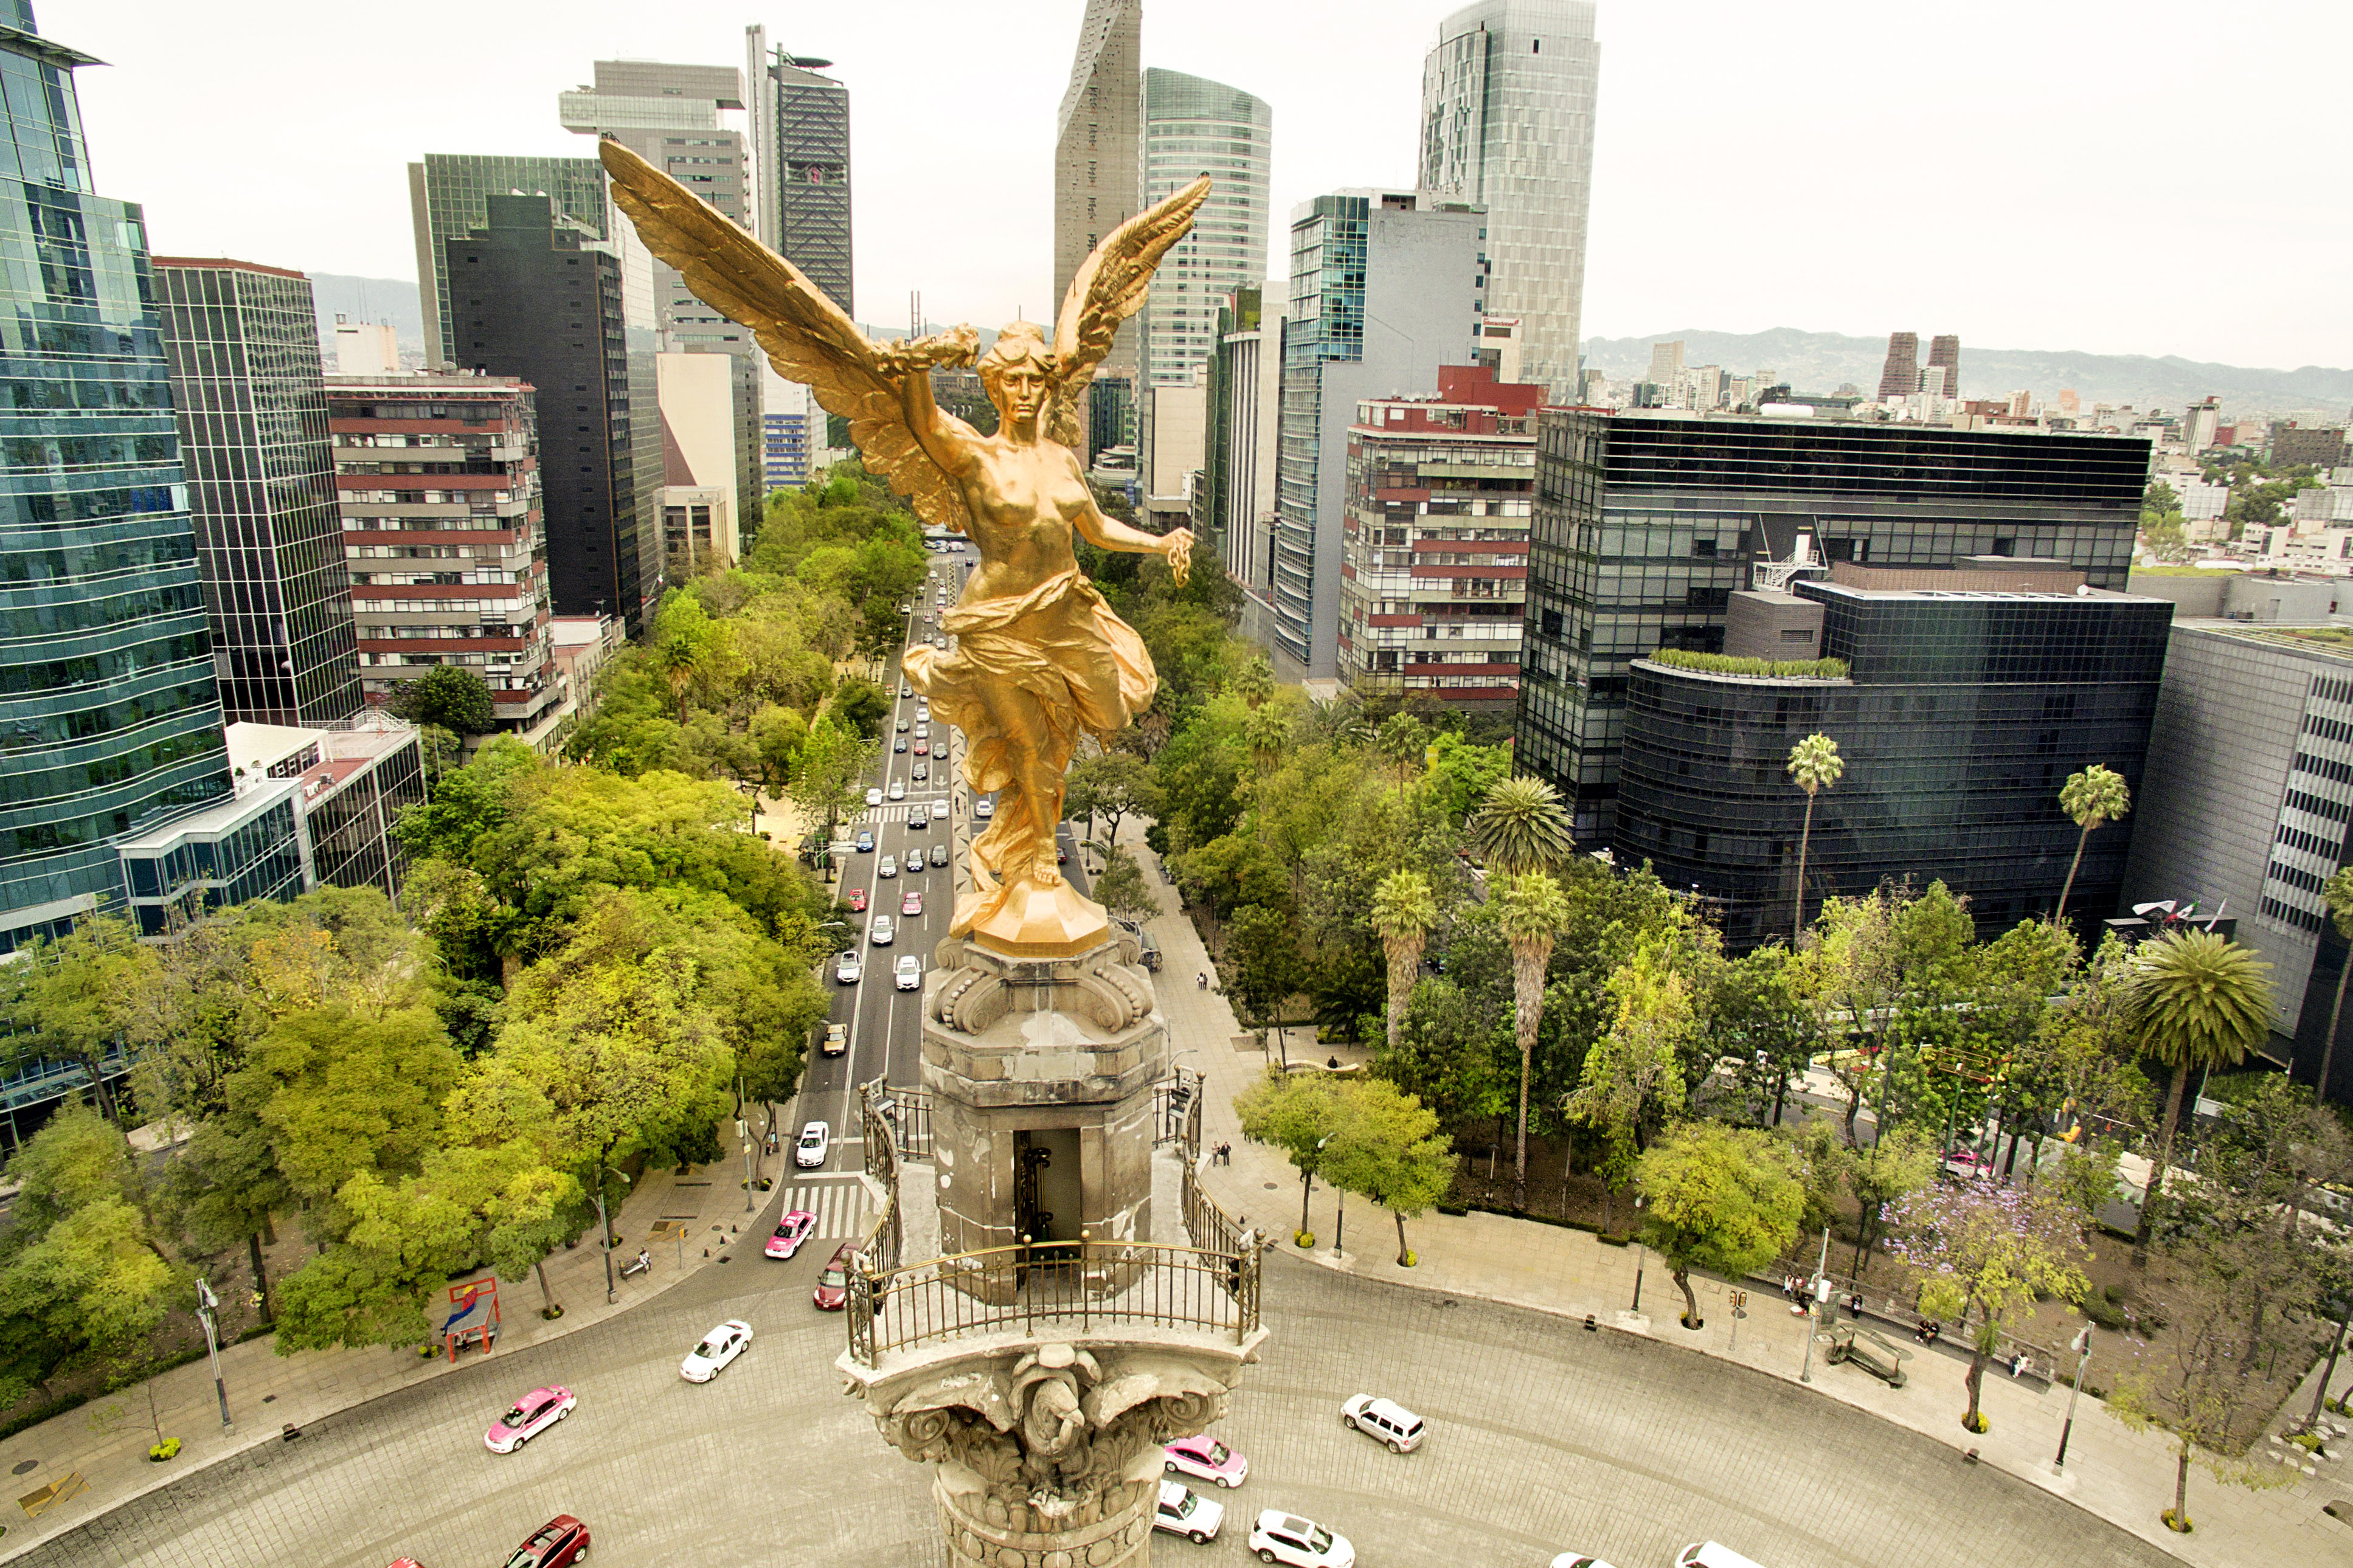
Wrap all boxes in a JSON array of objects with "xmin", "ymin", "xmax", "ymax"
[
  {"xmin": 1140, "ymin": 69, "xmax": 1270, "ymax": 389},
  {"xmin": 446, "ymin": 194, "xmax": 661, "ymax": 635},
  {"xmin": 1269, "ymin": 190, "xmax": 1488, "ymax": 679},
  {"xmin": 407, "ymin": 153, "xmax": 608, "ymax": 367},
  {"xmin": 563, "ymin": 59, "xmax": 761, "ymax": 536},
  {"xmin": 1055, "ymin": 0, "xmax": 1143, "ymax": 397},
  {"xmin": 1418, "ymin": 0, "xmax": 1600, "ymax": 399},
  {"xmin": 1927, "ymin": 333, "xmax": 1961, "ymax": 402},
  {"xmin": 0, "ymin": 3, "xmax": 235, "ymax": 950},
  {"xmin": 1876, "ymin": 331, "xmax": 1920, "ymax": 400},
  {"xmin": 745, "ymin": 27, "xmax": 853, "ymax": 316},
  {"xmin": 153, "ymin": 258, "xmax": 362, "ymax": 728}
]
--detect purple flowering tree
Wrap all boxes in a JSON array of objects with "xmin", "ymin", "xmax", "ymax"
[{"xmin": 1888, "ymin": 1172, "xmax": 2090, "ymax": 1433}]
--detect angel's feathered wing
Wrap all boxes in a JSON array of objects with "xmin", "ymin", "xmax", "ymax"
[
  {"xmin": 595, "ymin": 138, "xmax": 974, "ymax": 532},
  {"xmin": 1046, "ymin": 176, "xmax": 1211, "ymax": 449}
]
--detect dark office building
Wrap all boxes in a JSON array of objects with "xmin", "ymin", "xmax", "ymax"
[
  {"xmin": 0, "ymin": 4, "xmax": 235, "ymax": 953},
  {"xmin": 749, "ymin": 30, "xmax": 853, "ymax": 316},
  {"xmin": 2268, "ymin": 421, "xmax": 2349, "ymax": 471},
  {"xmin": 153, "ymin": 258, "xmax": 361, "ymax": 726},
  {"xmin": 1876, "ymin": 332, "xmax": 1919, "ymax": 401},
  {"xmin": 1614, "ymin": 565, "xmax": 2173, "ymax": 950},
  {"xmin": 1514, "ymin": 411, "xmax": 2148, "ymax": 841},
  {"xmin": 446, "ymin": 194, "xmax": 660, "ymax": 635}
]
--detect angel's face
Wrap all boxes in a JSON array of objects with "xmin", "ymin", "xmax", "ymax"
[{"xmin": 993, "ymin": 365, "xmax": 1047, "ymax": 428}]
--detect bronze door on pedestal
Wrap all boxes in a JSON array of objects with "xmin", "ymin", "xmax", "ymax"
[{"xmin": 1014, "ymin": 1128, "xmax": 1083, "ymax": 1280}]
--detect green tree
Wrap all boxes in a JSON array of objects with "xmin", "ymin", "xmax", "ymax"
[
  {"xmin": 1467, "ymin": 775, "xmax": 1575, "ymax": 877},
  {"xmin": 1888, "ymin": 1174, "xmax": 2090, "ymax": 1431},
  {"xmin": 1225, "ymin": 903, "xmax": 1303, "ymax": 1049},
  {"xmin": 2055, "ymin": 765, "xmax": 2132, "ymax": 924},
  {"xmin": 1495, "ymin": 871, "xmax": 1571, "ymax": 1211},
  {"xmin": 1635, "ymin": 1121, "xmax": 1805, "ymax": 1331},
  {"xmin": 2142, "ymin": 479, "xmax": 2180, "ymax": 517},
  {"xmin": 1786, "ymin": 733, "xmax": 1845, "ymax": 944},
  {"xmin": 4, "ymin": 916, "xmax": 162, "ymax": 1125},
  {"xmin": 1842, "ymin": 1123, "xmax": 1938, "ymax": 1277},
  {"xmin": 1373, "ymin": 713, "xmax": 1429, "ymax": 793},
  {"xmin": 2125, "ymin": 929, "xmax": 2272, "ymax": 1265},
  {"xmin": 1090, "ymin": 847, "xmax": 1160, "ymax": 928},
  {"xmin": 832, "ymin": 676, "xmax": 892, "ymax": 738},
  {"xmin": 1235, "ymin": 1071, "xmax": 1349, "ymax": 1242},
  {"xmin": 1229, "ymin": 656, "xmax": 1274, "ymax": 710},
  {"xmin": 2315, "ymin": 864, "xmax": 2353, "ymax": 1102},
  {"xmin": 1421, "ymin": 732, "xmax": 1514, "ymax": 829},
  {"xmin": 1370, "ymin": 870, "xmax": 1438, "ymax": 1057},
  {"xmin": 388, "ymin": 664, "xmax": 496, "ymax": 735},
  {"xmin": 1565, "ymin": 944, "xmax": 1693, "ymax": 1226},
  {"xmin": 1243, "ymin": 703, "xmax": 1292, "ymax": 775},
  {"xmin": 1063, "ymin": 750, "xmax": 1163, "ymax": 850},
  {"xmin": 1712, "ymin": 944, "xmax": 1811, "ymax": 1127},
  {"xmin": 645, "ymin": 589, "xmax": 727, "ymax": 723},
  {"xmin": 1319, "ymin": 1079, "xmax": 1457, "ymax": 1267},
  {"xmin": 786, "ymin": 713, "xmax": 876, "ymax": 841},
  {"xmin": 1375, "ymin": 976, "xmax": 1511, "ymax": 1136}
]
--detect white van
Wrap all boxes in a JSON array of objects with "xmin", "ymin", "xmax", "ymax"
[{"xmin": 1677, "ymin": 1544, "xmax": 1768, "ymax": 1568}]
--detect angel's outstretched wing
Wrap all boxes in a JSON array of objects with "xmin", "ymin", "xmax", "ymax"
[
  {"xmin": 596, "ymin": 139, "xmax": 974, "ymax": 532},
  {"xmin": 1045, "ymin": 176, "xmax": 1211, "ymax": 450}
]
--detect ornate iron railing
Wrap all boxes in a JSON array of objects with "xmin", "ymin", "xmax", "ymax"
[
  {"xmin": 846, "ymin": 1238, "xmax": 1259, "ymax": 1368},
  {"xmin": 854, "ymin": 1078, "xmax": 903, "ymax": 1278}
]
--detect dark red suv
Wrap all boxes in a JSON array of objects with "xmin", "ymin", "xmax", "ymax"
[
  {"xmin": 501, "ymin": 1514, "xmax": 589, "ymax": 1568},
  {"xmin": 814, "ymin": 1240, "xmax": 857, "ymax": 1310}
]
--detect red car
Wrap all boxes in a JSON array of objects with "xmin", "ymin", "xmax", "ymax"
[
  {"xmin": 500, "ymin": 1514, "xmax": 589, "ymax": 1568},
  {"xmin": 913, "ymin": 739, "xmax": 929, "ymax": 756},
  {"xmin": 814, "ymin": 1240, "xmax": 856, "ymax": 1310},
  {"xmin": 901, "ymin": 889, "xmax": 923, "ymax": 917},
  {"xmin": 847, "ymin": 886, "xmax": 868, "ymax": 913}
]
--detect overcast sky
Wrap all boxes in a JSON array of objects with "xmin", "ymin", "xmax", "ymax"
[{"xmin": 59, "ymin": 0, "xmax": 2352, "ymax": 369}]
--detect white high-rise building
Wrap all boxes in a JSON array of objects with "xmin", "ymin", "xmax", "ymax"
[
  {"xmin": 1418, "ymin": 0, "xmax": 1600, "ymax": 399},
  {"xmin": 1141, "ymin": 69, "xmax": 1271, "ymax": 389}
]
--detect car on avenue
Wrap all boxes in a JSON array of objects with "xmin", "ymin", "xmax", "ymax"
[
  {"xmin": 895, "ymin": 717, "xmax": 910, "ymax": 733},
  {"xmin": 822, "ymin": 1023, "xmax": 848, "ymax": 1056},
  {"xmin": 679, "ymin": 1318, "xmax": 754, "ymax": 1382},
  {"xmin": 932, "ymin": 800, "xmax": 949, "ymax": 820},
  {"xmin": 974, "ymin": 797, "xmax": 996, "ymax": 820},
  {"xmin": 1550, "ymin": 1556, "xmax": 1621, "ymax": 1568},
  {"xmin": 1677, "ymin": 1546, "xmax": 1769, "ymax": 1568},
  {"xmin": 894, "ymin": 737, "xmax": 908, "ymax": 753},
  {"xmin": 1153, "ymin": 1479, "xmax": 1223, "ymax": 1544},
  {"xmin": 913, "ymin": 739, "xmax": 929, "ymax": 756},
  {"xmin": 901, "ymin": 682, "xmax": 913, "ymax": 697},
  {"xmin": 870, "ymin": 916, "xmax": 895, "ymax": 945},
  {"xmin": 846, "ymin": 886, "xmax": 868, "ymax": 912},
  {"xmin": 895, "ymin": 955, "xmax": 923, "ymax": 990},
  {"xmin": 901, "ymin": 889, "xmax": 923, "ymax": 917},
  {"xmin": 834, "ymin": 950, "xmax": 863, "ymax": 985},
  {"xmin": 814, "ymin": 1240, "xmax": 856, "ymax": 1310},
  {"xmin": 766, "ymin": 1210, "xmax": 817, "ymax": 1259},
  {"xmin": 930, "ymin": 843, "xmax": 951, "ymax": 867},
  {"xmin": 856, "ymin": 830, "xmax": 875, "ymax": 852},
  {"xmin": 795, "ymin": 1121, "xmax": 831, "ymax": 1169},
  {"xmin": 1163, "ymin": 1433, "xmax": 1247, "ymax": 1487},
  {"xmin": 1339, "ymin": 1394, "xmax": 1426, "ymax": 1452},
  {"xmin": 878, "ymin": 854, "xmax": 898, "ymax": 879},
  {"xmin": 1247, "ymin": 1510, "xmax": 1351, "ymax": 1568},
  {"xmin": 913, "ymin": 764, "xmax": 930, "ymax": 783},
  {"xmin": 483, "ymin": 1386, "xmax": 575, "ymax": 1453},
  {"xmin": 915, "ymin": 723, "xmax": 929, "ymax": 739},
  {"xmin": 889, "ymin": 779, "xmax": 907, "ymax": 800},
  {"xmin": 498, "ymin": 1514, "xmax": 591, "ymax": 1568},
  {"xmin": 910, "ymin": 805, "xmax": 928, "ymax": 827}
]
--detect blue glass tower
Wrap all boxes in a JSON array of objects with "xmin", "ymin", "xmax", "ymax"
[{"xmin": 0, "ymin": 2, "xmax": 230, "ymax": 951}]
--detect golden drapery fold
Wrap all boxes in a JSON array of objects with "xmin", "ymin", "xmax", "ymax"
[{"xmin": 904, "ymin": 568, "xmax": 1156, "ymax": 938}]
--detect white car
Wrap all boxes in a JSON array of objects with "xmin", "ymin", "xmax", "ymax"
[
  {"xmin": 895, "ymin": 955, "xmax": 922, "ymax": 990},
  {"xmin": 913, "ymin": 724, "xmax": 929, "ymax": 740},
  {"xmin": 974, "ymin": 797, "xmax": 995, "ymax": 820},
  {"xmin": 679, "ymin": 1318, "xmax": 753, "ymax": 1383},
  {"xmin": 1340, "ymin": 1394, "xmax": 1426, "ymax": 1452},
  {"xmin": 888, "ymin": 779, "xmax": 907, "ymax": 800},
  {"xmin": 794, "ymin": 1121, "xmax": 831, "ymax": 1169},
  {"xmin": 1551, "ymin": 1556, "xmax": 1621, "ymax": 1568},
  {"xmin": 870, "ymin": 916, "xmax": 894, "ymax": 945},
  {"xmin": 834, "ymin": 950, "xmax": 862, "ymax": 985},
  {"xmin": 1247, "ymin": 1511, "xmax": 1352, "ymax": 1568},
  {"xmin": 932, "ymin": 800, "xmax": 949, "ymax": 820},
  {"xmin": 878, "ymin": 854, "xmax": 898, "ymax": 878},
  {"xmin": 1153, "ymin": 1480, "xmax": 1223, "ymax": 1545},
  {"xmin": 865, "ymin": 787, "xmax": 884, "ymax": 807}
]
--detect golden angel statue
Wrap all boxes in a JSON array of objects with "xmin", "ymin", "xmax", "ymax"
[{"xmin": 598, "ymin": 139, "xmax": 1203, "ymax": 956}]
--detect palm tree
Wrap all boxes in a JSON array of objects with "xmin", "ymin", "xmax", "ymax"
[
  {"xmin": 1468, "ymin": 775, "xmax": 1576, "ymax": 877},
  {"xmin": 1495, "ymin": 871, "xmax": 1571, "ymax": 1212},
  {"xmin": 1786, "ymin": 733, "xmax": 1844, "ymax": 945},
  {"xmin": 2125, "ymin": 927, "xmax": 2273, "ymax": 1265},
  {"xmin": 1370, "ymin": 870, "xmax": 1438, "ymax": 1056},
  {"xmin": 1231, "ymin": 657, "xmax": 1275, "ymax": 710},
  {"xmin": 2315, "ymin": 865, "xmax": 2353, "ymax": 1104},
  {"xmin": 1244, "ymin": 704, "xmax": 1291, "ymax": 773},
  {"xmin": 1375, "ymin": 713, "xmax": 1429, "ymax": 793},
  {"xmin": 2054, "ymin": 765, "xmax": 2132, "ymax": 924}
]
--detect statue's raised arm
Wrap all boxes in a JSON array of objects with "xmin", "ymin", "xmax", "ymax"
[{"xmin": 602, "ymin": 137, "xmax": 1210, "ymax": 958}]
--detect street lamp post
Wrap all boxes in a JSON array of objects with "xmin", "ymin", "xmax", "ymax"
[
  {"xmin": 595, "ymin": 1168, "xmax": 632, "ymax": 1304},
  {"xmin": 2298, "ymin": 1295, "xmax": 2352, "ymax": 1436},
  {"xmin": 740, "ymin": 1076, "xmax": 756, "ymax": 1213},
  {"xmin": 195, "ymin": 1277, "xmax": 230, "ymax": 1431},
  {"xmin": 1799, "ymin": 1224, "xmax": 1830, "ymax": 1383},
  {"xmin": 2054, "ymin": 1324, "xmax": 2093, "ymax": 1471}
]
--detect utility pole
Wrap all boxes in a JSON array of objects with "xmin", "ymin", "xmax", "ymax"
[
  {"xmin": 740, "ymin": 1076, "xmax": 756, "ymax": 1213},
  {"xmin": 2054, "ymin": 1325, "xmax": 2093, "ymax": 1471},
  {"xmin": 1800, "ymin": 1225, "xmax": 1829, "ymax": 1383},
  {"xmin": 195, "ymin": 1277, "xmax": 230, "ymax": 1431}
]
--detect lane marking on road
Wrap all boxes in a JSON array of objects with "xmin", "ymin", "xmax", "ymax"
[{"xmin": 783, "ymin": 1184, "xmax": 871, "ymax": 1238}]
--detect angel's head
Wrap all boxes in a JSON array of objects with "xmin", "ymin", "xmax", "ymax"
[{"xmin": 980, "ymin": 322, "xmax": 1058, "ymax": 432}]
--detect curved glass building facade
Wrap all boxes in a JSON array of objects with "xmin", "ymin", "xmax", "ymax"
[
  {"xmin": 0, "ymin": 2, "xmax": 230, "ymax": 946},
  {"xmin": 1142, "ymin": 68, "xmax": 1270, "ymax": 389}
]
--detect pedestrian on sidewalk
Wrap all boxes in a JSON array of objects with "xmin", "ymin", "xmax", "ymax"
[
  {"xmin": 1196, "ymin": 970, "xmax": 1207, "ymax": 990},
  {"xmin": 1846, "ymin": 1292, "xmax": 1863, "ymax": 1320}
]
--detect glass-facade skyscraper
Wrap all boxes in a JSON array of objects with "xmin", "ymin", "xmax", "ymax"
[
  {"xmin": 1419, "ymin": 0, "xmax": 1599, "ymax": 398},
  {"xmin": 1053, "ymin": 0, "xmax": 1141, "ymax": 398},
  {"xmin": 153, "ymin": 258, "xmax": 361, "ymax": 727},
  {"xmin": 744, "ymin": 27, "xmax": 852, "ymax": 317},
  {"xmin": 0, "ymin": 2, "xmax": 232, "ymax": 950},
  {"xmin": 1140, "ymin": 69, "xmax": 1270, "ymax": 389},
  {"xmin": 407, "ymin": 153, "xmax": 608, "ymax": 367}
]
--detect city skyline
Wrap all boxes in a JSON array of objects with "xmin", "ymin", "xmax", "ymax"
[{"xmin": 58, "ymin": 0, "xmax": 2353, "ymax": 371}]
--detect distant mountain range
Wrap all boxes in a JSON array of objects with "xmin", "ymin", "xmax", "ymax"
[{"xmin": 1581, "ymin": 327, "xmax": 2353, "ymax": 420}]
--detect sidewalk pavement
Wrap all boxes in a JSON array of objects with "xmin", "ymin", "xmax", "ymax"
[
  {"xmin": 1109, "ymin": 821, "xmax": 2353, "ymax": 1568},
  {"xmin": 0, "ymin": 1119, "xmax": 772, "ymax": 1563}
]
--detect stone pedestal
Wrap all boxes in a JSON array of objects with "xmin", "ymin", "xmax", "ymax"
[{"xmin": 923, "ymin": 929, "xmax": 1164, "ymax": 1280}]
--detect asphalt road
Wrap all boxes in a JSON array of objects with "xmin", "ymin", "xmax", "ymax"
[{"xmin": 21, "ymin": 1241, "xmax": 2177, "ymax": 1568}]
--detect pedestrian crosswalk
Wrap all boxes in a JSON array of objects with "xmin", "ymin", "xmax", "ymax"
[{"xmin": 781, "ymin": 1183, "xmax": 871, "ymax": 1240}]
